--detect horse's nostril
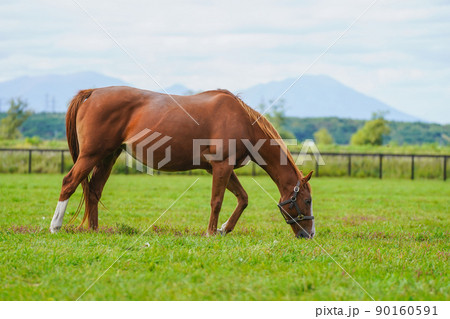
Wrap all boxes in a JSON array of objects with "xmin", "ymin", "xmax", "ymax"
[
  {"xmin": 296, "ymin": 229, "xmax": 315, "ymax": 239},
  {"xmin": 296, "ymin": 230, "xmax": 310, "ymax": 239}
]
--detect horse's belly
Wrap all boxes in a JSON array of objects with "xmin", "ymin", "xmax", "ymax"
[{"xmin": 126, "ymin": 140, "xmax": 211, "ymax": 172}]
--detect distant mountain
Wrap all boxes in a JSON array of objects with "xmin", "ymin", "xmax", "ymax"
[
  {"xmin": 238, "ymin": 75, "xmax": 419, "ymax": 122},
  {"xmin": 0, "ymin": 71, "xmax": 129, "ymax": 112},
  {"xmin": 165, "ymin": 75, "xmax": 418, "ymax": 122},
  {"xmin": 0, "ymin": 72, "xmax": 419, "ymax": 122}
]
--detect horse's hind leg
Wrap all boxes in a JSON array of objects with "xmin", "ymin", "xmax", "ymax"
[
  {"xmin": 218, "ymin": 171, "xmax": 248, "ymax": 235},
  {"xmin": 50, "ymin": 154, "xmax": 101, "ymax": 233},
  {"xmin": 86, "ymin": 149, "xmax": 122, "ymax": 229}
]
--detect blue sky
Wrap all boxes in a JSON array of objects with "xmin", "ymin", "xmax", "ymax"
[{"xmin": 0, "ymin": 0, "xmax": 449, "ymax": 123}]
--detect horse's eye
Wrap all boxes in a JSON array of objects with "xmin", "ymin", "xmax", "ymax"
[{"xmin": 305, "ymin": 199, "xmax": 312, "ymax": 205}]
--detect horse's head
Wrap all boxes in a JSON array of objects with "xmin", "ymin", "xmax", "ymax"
[{"xmin": 277, "ymin": 171, "xmax": 314, "ymax": 239}]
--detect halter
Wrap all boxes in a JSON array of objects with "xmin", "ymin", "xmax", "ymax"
[{"xmin": 277, "ymin": 180, "xmax": 314, "ymax": 225}]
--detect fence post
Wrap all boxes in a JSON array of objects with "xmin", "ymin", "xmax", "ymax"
[
  {"xmin": 60, "ymin": 150, "xmax": 64, "ymax": 174},
  {"xmin": 28, "ymin": 150, "xmax": 32, "ymax": 174},
  {"xmin": 379, "ymin": 154, "xmax": 383, "ymax": 179},
  {"xmin": 411, "ymin": 155, "xmax": 415, "ymax": 180},
  {"xmin": 347, "ymin": 155, "xmax": 351, "ymax": 177},
  {"xmin": 444, "ymin": 156, "xmax": 447, "ymax": 181}
]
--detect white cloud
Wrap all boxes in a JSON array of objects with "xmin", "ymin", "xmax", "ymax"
[{"xmin": 0, "ymin": 0, "xmax": 449, "ymax": 123}]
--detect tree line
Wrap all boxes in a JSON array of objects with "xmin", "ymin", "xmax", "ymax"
[{"xmin": 285, "ymin": 116, "xmax": 449, "ymax": 145}]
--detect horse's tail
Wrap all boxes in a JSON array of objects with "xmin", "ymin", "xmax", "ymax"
[{"xmin": 66, "ymin": 89, "xmax": 95, "ymax": 228}]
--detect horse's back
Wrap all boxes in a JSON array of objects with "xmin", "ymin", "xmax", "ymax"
[
  {"xmin": 85, "ymin": 86, "xmax": 242, "ymax": 116},
  {"xmin": 77, "ymin": 85, "xmax": 253, "ymax": 145}
]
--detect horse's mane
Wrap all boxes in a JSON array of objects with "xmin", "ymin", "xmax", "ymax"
[{"xmin": 212, "ymin": 89, "xmax": 299, "ymax": 174}]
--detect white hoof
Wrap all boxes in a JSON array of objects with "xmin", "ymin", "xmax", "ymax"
[
  {"xmin": 49, "ymin": 226, "xmax": 61, "ymax": 234},
  {"xmin": 50, "ymin": 200, "xmax": 68, "ymax": 234},
  {"xmin": 217, "ymin": 221, "xmax": 228, "ymax": 236}
]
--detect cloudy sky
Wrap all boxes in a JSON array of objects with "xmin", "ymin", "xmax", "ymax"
[{"xmin": 1, "ymin": 0, "xmax": 449, "ymax": 123}]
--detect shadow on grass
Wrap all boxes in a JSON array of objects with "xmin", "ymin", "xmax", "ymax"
[
  {"xmin": 3, "ymin": 223, "xmax": 139, "ymax": 235},
  {"xmin": 3, "ymin": 223, "xmax": 258, "ymax": 237},
  {"xmin": 149, "ymin": 224, "xmax": 258, "ymax": 237}
]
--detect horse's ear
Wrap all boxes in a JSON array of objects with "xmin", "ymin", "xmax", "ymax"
[{"xmin": 303, "ymin": 171, "xmax": 313, "ymax": 182}]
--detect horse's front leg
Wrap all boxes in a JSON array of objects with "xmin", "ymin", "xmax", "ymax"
[{"xmin": 207, "ymin": 161, "xmax": 233, "ymax": 236}]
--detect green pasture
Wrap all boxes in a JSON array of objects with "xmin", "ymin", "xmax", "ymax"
[{"xmin": 0, "ymin": 174, "xmax": 448, "ymax": 300}]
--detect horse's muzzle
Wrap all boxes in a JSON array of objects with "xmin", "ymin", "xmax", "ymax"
[{"xmin": 296, "ymin": 229, "xmax": 314, "ymax": 239}]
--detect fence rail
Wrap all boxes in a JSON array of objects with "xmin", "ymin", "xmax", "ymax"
[
  {"xmin": 310, "ymin": 152, "xmax": 448, "ymax": 180},
  {"xmin": 0, "ymin": 148, "xmax": 448, "ymax": 180}
]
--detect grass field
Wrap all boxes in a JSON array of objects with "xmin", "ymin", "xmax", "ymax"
[{"xmin": 0, "ymin": 174, "xmax": 448, "ymax": 300}]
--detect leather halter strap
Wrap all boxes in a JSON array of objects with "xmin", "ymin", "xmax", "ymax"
[{"xmin": 277, "ymin": 180, "xmax": 314, "ymax": 225}]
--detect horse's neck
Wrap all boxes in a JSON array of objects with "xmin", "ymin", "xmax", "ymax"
[{"xmin": 257, "ymin": 139, "xmax": 300, "ymax": 199}]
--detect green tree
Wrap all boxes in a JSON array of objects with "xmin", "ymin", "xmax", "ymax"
[
  {"xmin": 0, "ymin": 98, "xmax": 32, "ymax": 140},
  {"xmin": 350, "ymin": 113, "xmax": 390, "ymax": 145},
  {"xmin": 314, "ymin": 128, "xmax": 334, "ymax": 145},
  {"xmin": 259, "ymin": 99, "xmax": 296, "ymax": 139}
]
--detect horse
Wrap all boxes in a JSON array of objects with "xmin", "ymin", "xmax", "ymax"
[{"xmin": 49, "ymin": 86, "xmax": 315, "ymax": 238}]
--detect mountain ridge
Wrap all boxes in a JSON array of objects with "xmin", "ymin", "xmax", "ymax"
[
  {"xmin": 0, "ymin": 71, "xmax": 419, "ymax": 122},
  {"xmin": 0, "ymin": 71, "xmax": 128, "ymax": 112},
  {"xmin": 163, "ymin": 75, "xmax": 419, "ymax": 122},
  {"xmin": 237, "ymin": 75, "xmax": 419, "ymax": 122}
]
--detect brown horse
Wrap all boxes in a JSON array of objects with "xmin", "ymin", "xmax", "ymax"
[{"xmin": 49, "ymin": 86, "xmax": 315, "ymax": 238}]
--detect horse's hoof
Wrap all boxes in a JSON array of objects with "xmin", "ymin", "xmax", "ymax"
[
  {"xmin": 217, "ymin": 221, "xmax": 228, "ymax": 236},
  {"xmin": 49, "ymin": 226, "xmax": 61, "ymax": 234}
]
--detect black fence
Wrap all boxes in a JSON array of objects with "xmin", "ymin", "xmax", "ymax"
[
  {"xmin": 0, "ymin": 148, "xmax": 448, "ymax": 180},
  {"xmin": 312, "ymin": 152, "xmax": 448, "ymax": 180}
]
